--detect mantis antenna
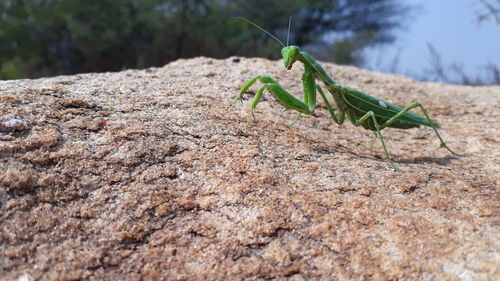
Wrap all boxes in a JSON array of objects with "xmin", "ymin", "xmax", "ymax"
[
  {"xmin": 286, "ymin": 16, "xmax": 291, "ymax": 46},
  {"xmin": 236, "ymin": 17, "xmax": 285, "ymax": 47}
]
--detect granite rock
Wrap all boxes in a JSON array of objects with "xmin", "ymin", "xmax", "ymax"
[{"xmin": 1, "ymin": 57, "xmax": 499, "ymax": 280}]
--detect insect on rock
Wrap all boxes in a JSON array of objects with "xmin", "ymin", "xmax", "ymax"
[{"xmin": 230, "ymin": 17, "xmax": 464, "ymax": 171}]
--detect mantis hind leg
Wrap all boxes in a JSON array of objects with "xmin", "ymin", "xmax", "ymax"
[
  {"xmin": 350, "ymin": 110, "xmax": 403, "ymax": 172},
  {"xmin": 380, "ymin": 102, "xmax": 464, "ymax": 157}
]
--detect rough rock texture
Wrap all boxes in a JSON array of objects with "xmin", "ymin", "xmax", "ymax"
[{"xmin": 0, "ymin": 57, "xmax": 498, "ymax": 281}]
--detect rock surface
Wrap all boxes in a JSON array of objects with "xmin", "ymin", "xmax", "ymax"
[{"xmin": 0, "ymin": 57, "xmax": 499, "ymax": 280}]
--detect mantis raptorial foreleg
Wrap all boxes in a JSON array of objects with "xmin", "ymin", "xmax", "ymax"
[{"xmin": 232, "ymin": 74, "xmax": 318, "ymax": 123}]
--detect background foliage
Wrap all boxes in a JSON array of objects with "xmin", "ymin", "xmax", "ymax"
[{"xmin": 0, "ymin": 0, "xmax": 408, "ymax": 80}]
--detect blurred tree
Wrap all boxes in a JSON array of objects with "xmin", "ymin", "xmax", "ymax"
[
  {"xmin": 425, "ymin": 43, "xmax": 500, "ymax": 86},
  {"xmin": 476, "ymin": 0, "xmax": 500, "ymax": 25},
  {"xmin": 420, "ymin": 1, "xmax": 499, "ymax": 85},
  {"xmin": 0, "ymin": 0, "xmax": 410, "ymax": 79}
]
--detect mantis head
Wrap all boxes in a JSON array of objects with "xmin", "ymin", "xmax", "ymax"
[{"xmin": 281, "ymin": 45, "xmax": 300, "ymax": 70}]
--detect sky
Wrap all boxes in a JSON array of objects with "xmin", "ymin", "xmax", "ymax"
[{"xmin": 364, "ymin": 0, "xmax": 500, "ymax": 82}]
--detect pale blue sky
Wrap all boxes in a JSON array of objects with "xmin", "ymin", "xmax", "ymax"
[{"xmin": 365, "ymin": 0, "xmax": 499, "ymax": 82}]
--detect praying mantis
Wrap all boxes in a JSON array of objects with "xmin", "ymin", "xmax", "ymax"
[{"xmin": 230, "ymin": 17, "xmax": 464, "ymax": 171}]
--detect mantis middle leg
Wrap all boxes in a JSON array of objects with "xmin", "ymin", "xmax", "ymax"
[
  {"xmin": 286, "ymin": 84, "xmax": 344, "ymax": 127},
  {"xmin": 347, "ymin": 109, "xmax": 403, "ymax": 171}
]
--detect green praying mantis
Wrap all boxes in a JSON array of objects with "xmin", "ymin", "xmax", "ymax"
[{"xmin": 230, "ymin": 17, "xmax": 464, "ymax": 171}]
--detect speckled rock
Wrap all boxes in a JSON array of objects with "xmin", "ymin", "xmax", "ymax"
[{"xmin": 0, "ymin": 57, "xmax": 498, "ymax": 281}]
